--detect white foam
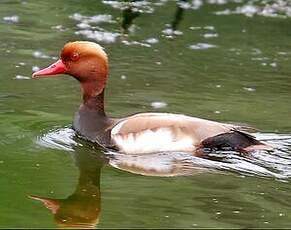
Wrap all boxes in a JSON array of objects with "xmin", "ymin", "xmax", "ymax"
[
  {"xmin": 3, "ymin": 15, "xmax": 19, "ymax": 23},
  {"xmin": 145, "ymin": 38, "xmax": 159, "ymax": 44},
  {"xmin": 15, "ymin": 75, "xmax": 30, "ymax": 80},
  {"xmin": 203, "ymin": 33, "xmax": 218, "ymax": 38},
  {"xmin": 70, "ymin": 13, "xmax": 114, "ymax": 24},
  {"xmin": 243, "ymin": 87, "xmax": 256, "ymax": 92},
  {"xmin": 32, "ymin": 66, "xmax": 40, "ymax": 72},
  {"xmin": 33, "ymin": 51, "xmax": 51, "ymax": 59},
  {"xmin": 214, "ymin": 1, "xmax": 291, "ymax": 18},
  {"xmin": 150, "ymin": 101, "xmax": 168, "ymax": 109},
  {"xmin": 102, "ymin": 0, "xmax": 154, "ymax": 13},
  {"xmin": 76, "ymin": 30, "xmax": 119, "ymax": 44},
  {"xmin": 121, "ymin": 40, "xmax": 151, "ymax": 47},
  {"xmin": 189, "ymin": 43, "xmax": 217, "ymax": 50}
]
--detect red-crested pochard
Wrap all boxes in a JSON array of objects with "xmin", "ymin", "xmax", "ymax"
[{"xmin": 32, "ymin": 41, "xmax": 272, "ymax": 155}]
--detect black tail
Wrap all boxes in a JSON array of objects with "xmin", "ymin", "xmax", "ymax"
[{"xmin": 200, "ymin": 130, "xmax": 272, "ymax": 153}]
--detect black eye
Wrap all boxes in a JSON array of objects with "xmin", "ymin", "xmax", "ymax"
[{"xmin": 71, "ymin": 53, "xmax": 80, "ymax": 62}]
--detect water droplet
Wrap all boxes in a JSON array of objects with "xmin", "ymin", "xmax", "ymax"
[
  {"xmin": 162, "ymin": 28, "xmax": 183, "ymax": 37},
  {"xmin": 77, "ymin": 22, "xmax": 91, "ymax": 29},
  {"xmin": 189, "ymin": 43, "xmax": 217, "ymax": 50},
  {"xmin": 278, "ymin": 52, "xmax": 287, "ymax": 55},
  {"xmin": 51, "ymin": 25, "xmax": 66, "ymax": 32},
  {"xmin": 204, "ymin": 26, "xmax": 215, "ymax": 30},
  {"xmin": 203, "ymin": 33, "xmax": 218, "ymax": 38},
  {"xmin": 15, "ymin": 75, "xmax": 30, "ymax": 80},
  {"xmin": 270, "ymin": 62, "xmax": 277, "ymax": 67},
  {"xmin": 33, "ymin": 51, "xmax": 51, "ymax": 59},
  {"xmin": 190, "ymin": 26, "xmax": 201, "ymax": 30},
  {"xmin": 243, "ymin": 87, "xmax": 256, "ymax": 92},
  {"xmin": 3, "ymin": 15, "xmax": 19, "ymax": 23},
  {"xmin": 145, "ymin": 38, "xmax": 159, "ymax": 44},
  {"xmin": 32, "ymin": 66, "xmax": 40, "ymax": 72},
  {"xmin": 151, "ymin": 101, "xmax": 167, "ymax": 109}
]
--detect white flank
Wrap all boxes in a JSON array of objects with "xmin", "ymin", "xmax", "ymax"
[
  {"xmin": 112, "ymin": 127, "xmax": 194, "ymax": 154},
  {"xmin": 111, "ymin": 112, "xmax": 234, "ymax": 154}
]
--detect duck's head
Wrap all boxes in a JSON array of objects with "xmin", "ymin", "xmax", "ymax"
[{"xmin": 32, "ymin": 41, "xmax": 108, "ymax": 97}]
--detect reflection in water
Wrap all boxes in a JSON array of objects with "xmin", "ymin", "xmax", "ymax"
[
  {"xmin": 30, "ymin": 141, "xmax": 106, "ymax": 228},
  {"xmin": 31, "ymin": 128, "xmax": 214, "ymax": 228},
  {"xmin": 121, "ymin": 1, "xmax": 140, "ymax": 34},
  {"xmin": 162, "ymin": 0, "xmax": 188, "ymax": 38},
  {"xmin": 171, "ymin": 0, "xmax": 188, "ymax": 31},
  {"xmin": 108, "ymin": 151, "xmax": 216, "ymax": 177},
  {"xmin": 30, "ymin": 128, "xmax": 291, "ymax": 227}
]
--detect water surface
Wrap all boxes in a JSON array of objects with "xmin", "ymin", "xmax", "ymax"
[{"xmin": 1, "ymin": 0, "xmax": 291, "ymax": 228}]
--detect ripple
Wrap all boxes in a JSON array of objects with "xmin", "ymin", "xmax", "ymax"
[
  {"xmin": 36, "ymin": 127, "xmax": 78, "ymax": 151},
  {"xmin": 37, "ymin": 128, "xmax": 291, "ymax": 181}
]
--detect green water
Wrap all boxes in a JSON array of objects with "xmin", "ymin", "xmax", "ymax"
[{"xmin": 1, "ymin": 0, "xmax": 291, "ymax": 228}]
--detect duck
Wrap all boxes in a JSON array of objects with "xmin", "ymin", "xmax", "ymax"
[{"xmin": 32, "ymin": 41, "xmax": 272, "ymax": 155}]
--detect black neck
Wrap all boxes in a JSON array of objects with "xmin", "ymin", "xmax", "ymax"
[{"xmin": 83, "ymin": 89, "xmax": 106, "ymax": 116}]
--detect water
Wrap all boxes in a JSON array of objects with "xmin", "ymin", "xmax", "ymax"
[{"xmin": 1, "ymin": 0, "xmax": 291, "ymax": 228}]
